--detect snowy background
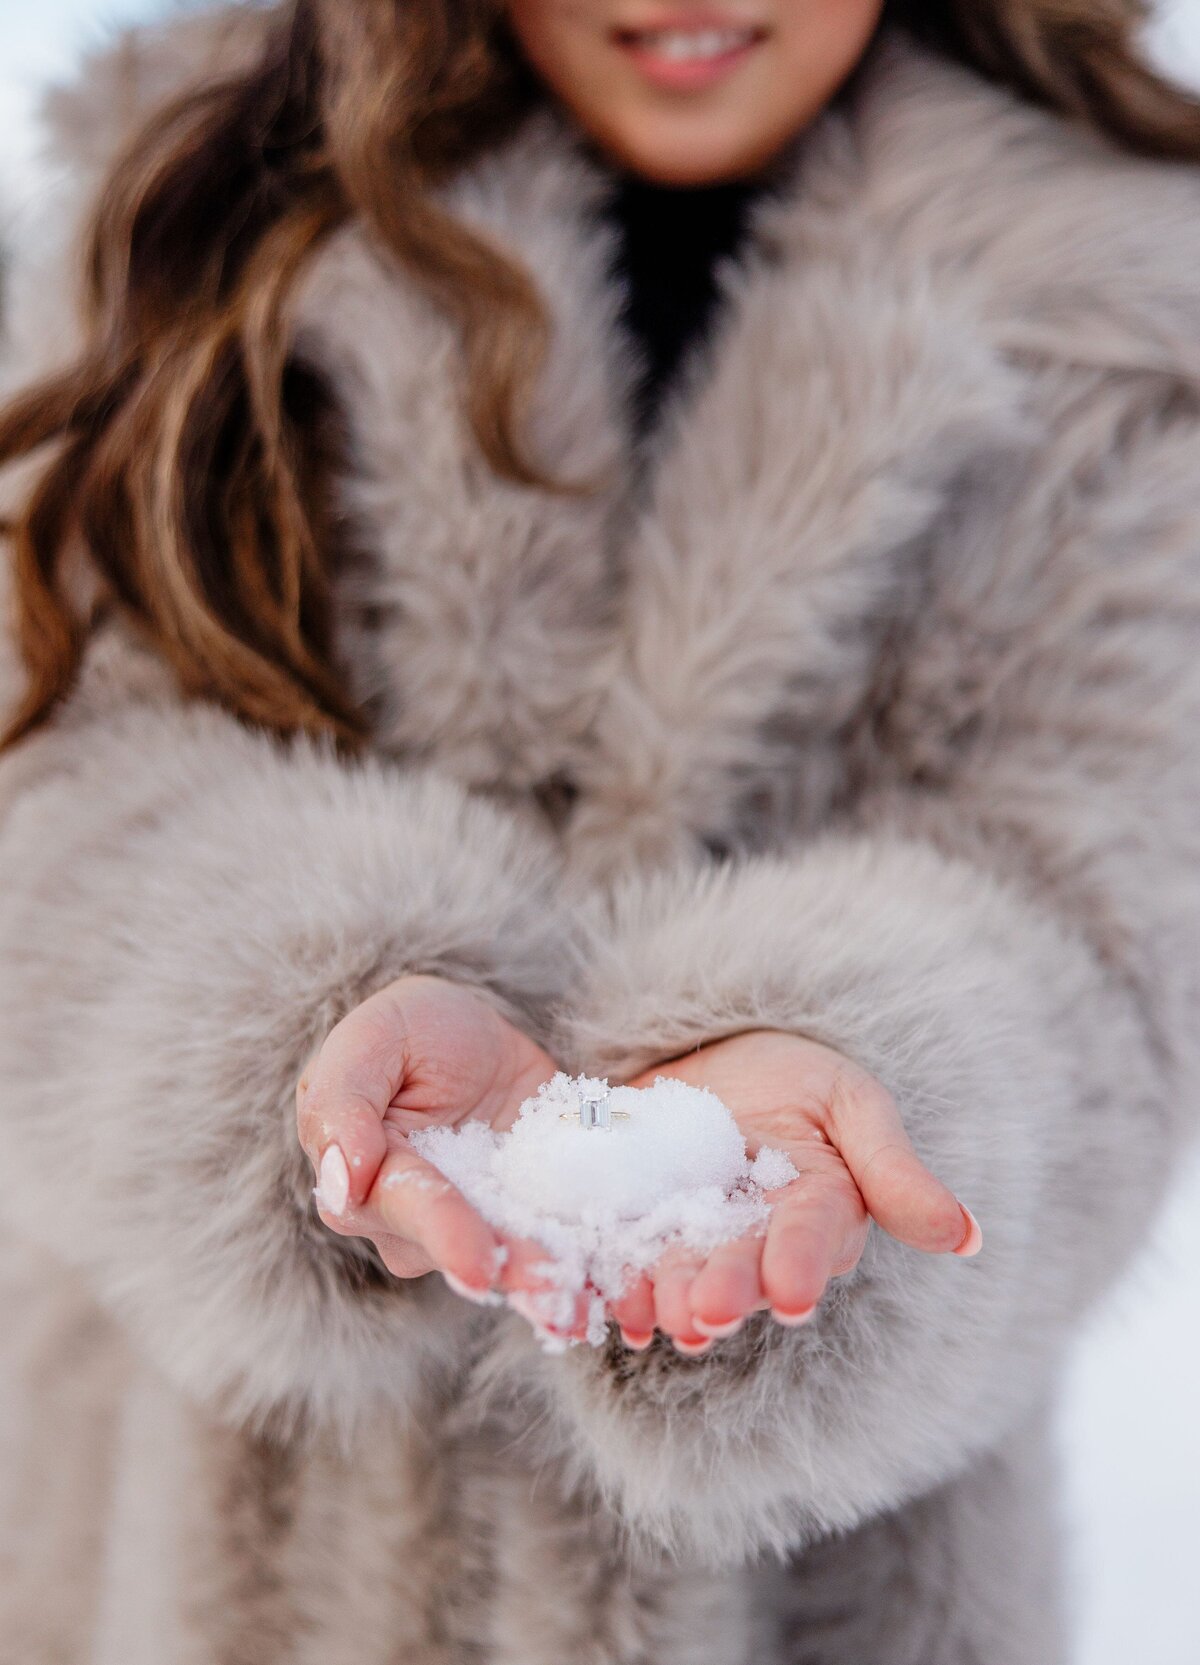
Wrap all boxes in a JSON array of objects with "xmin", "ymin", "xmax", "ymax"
[{"xmin": 1, "ymin": 2, "xmax": 1198, "ymax": 1660}]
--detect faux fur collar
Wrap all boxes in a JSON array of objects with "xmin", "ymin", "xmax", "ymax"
[
  {"xmin": 284, "ymin": 28, "xmax": 1200, "ymax": 874},
  {"xmin": 18, "ymin": 12, "xmax": 1200, "ymax": 879}
]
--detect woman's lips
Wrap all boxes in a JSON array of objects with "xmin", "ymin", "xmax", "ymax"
[{"xmin": 612, "ymin": 18, "xmax": 768, "ymax": 92}]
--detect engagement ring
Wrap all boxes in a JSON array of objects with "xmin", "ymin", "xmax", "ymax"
[{"xmin": 559, "ymin": 1086, "xmax": 630, "ymax": 1131}]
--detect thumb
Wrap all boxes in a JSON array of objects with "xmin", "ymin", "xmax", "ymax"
[
  {"xmin": 825, "ymin": 1070, "xmax": 981, "ymax": 1257},
  {"xmin": 297, "ymin": 999, "xmax": 408, "ymax": 1212}
]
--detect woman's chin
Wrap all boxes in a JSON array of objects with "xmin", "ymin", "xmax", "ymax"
[{"xmin": 581, "ymin": 115, "xmax": 783, "ymax": 187}]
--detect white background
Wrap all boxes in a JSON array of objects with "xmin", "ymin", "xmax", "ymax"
[{"xmin": 1, "ymin": 4, "xmax": 1198, "ymax": 1660}]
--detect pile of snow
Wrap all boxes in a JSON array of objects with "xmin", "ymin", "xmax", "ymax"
[{"xmin": 412, "ymin": 1071, "xmax": 796, "ymax": 1348}]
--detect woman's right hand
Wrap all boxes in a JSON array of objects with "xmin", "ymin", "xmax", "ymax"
[{"xmin": 297, "ymin": 974, "xmax": 557, "ymax": 1298}]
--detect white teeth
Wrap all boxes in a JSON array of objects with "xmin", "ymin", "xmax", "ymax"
[{"xmin": 635, "ymin": 27, "xmax": 755, "ymax": 62}]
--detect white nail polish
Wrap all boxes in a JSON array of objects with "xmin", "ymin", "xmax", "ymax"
[
  {"xmin": 770, "ymin": 1304, "xmax": 817, "ymax": 1327},
  {"xmin": 317, "ymin": 1145, "xmax": 350, "ymax": 1216},
  {"xmin": 694, "ymin": 1315, "xmax": 744, "ymax": 1339},
  {"xmin": 954, "ymin": 1205, "xmax": 984, "ymax": 1258}
]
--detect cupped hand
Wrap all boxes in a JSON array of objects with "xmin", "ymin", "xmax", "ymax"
[
  {"xmin": 606, "ymin": 1030, "xmax": 981, "ymax": 1353},
  {"xmin": 297, "ymin": 975, "xmax": 559, "ymax": 1297}
]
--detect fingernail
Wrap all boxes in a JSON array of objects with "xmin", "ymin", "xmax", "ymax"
[
  {"xmin": 443, "ymin": 1271, "xmax": 502, "ymax": 1307},
  {"xmin": 317, "ymin": 1145, "xmax": 350, "ymax": 1216},
  {"xmin": 693, "ymin": 1315, "xmax": 744, "ymax": 1339},
  {"xmin": 954, "ymin": 1205, "xmax": 984, "ymax": 1258},
  {"xmin": 620, "ymin": 1328, "xmax": 655, "ymax": 1351},
  {"xmin": 770, "ymin": 1304, "xmax": 817, "ymax": 1327},
  {"xmin": 672, "ymin": 1336, "xmax": 713, "ymax": 1356}
]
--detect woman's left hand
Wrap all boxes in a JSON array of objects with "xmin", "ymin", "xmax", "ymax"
[{"xmin": 606, "ymin": 1030, "xmax": 981, "ymax": 1353}]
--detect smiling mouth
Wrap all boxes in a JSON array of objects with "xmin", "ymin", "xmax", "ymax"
[
  {"xmin": 612, "ymin": 19, "xmax": 769, "ymax": 88},
  {"xmin": 616, "ymin": 24, "xmax": 763, "ymax": 61}
]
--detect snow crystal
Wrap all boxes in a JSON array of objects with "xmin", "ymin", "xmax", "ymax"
[{"xmin": 410, "ymin": 1071, "xmax": 798, "ymax": 1349}]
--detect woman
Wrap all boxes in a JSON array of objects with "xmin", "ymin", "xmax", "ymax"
[{"xmin": 1, "ymin": 0, "xmax": 1198, "ymax": 1658}]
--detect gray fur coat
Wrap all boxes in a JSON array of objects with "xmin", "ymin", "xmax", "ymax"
[{"xmin": 2, "ymin": 8, "xmax": 1199, "ymax": 1662}]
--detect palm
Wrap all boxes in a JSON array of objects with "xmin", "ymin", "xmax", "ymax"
[
  {"xmin": 606, "ymin": 1030, "xmax": 971, "ymax": 1350},
  {"xmin": 379, "ymin": 980, "xmax": 556, "ymax": 1139},
  {"xmin": 633, "ymin": 1031, "xmax": 870, "ymax": 1277}
]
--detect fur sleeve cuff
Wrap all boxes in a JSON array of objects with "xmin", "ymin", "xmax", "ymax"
[
  {"xmin": 524, "ymin": 833, "xmax": 1170, "ymax": 1562},
  {"xmin": 0, "ymin": 705, "xmax": 570, "ymax": 1434}
]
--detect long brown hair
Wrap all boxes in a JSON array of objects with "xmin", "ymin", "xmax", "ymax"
[{"xmin": 2, "ymin": 0, "xmax": 1198, "ymax": 749}]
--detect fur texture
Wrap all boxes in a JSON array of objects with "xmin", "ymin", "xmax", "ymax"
[{"xmin": 2, "ymin": 11, "xmax": 1199, "ymax": 1661}]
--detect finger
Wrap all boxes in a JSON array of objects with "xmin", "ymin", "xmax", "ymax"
[
  {"xmin": 762, "ymin": 1187, "xmax": 865, "ymax": 1321},
  {"xmin": 652, "ymin": 1251, "xmax": 710, "ymax": 1350},
  {"xmin": 312, "ymin": 1192, "xmax": 389, "ymax": 1239},
  {"xmin": 688, "ymin": 1232, "xmax": 766, "ymax": 1336},
  {"xmin": 496, "ymin": 1234, "xmax": 562, "ymax": 1297},
  {"xmin": 373, "ymin": 1144, "xmax": 503, "ymax": 1293},
  {"xmin": 312, "ymin": 1205, "xmax": 436, "ymax": 1281},
  {"xmin": 608, "ymin": 1271, "xmax": 656, "ymax": 1347},
  {"xmin": 312, "ymin": 1185, "xmax": 446, "ymax": 1282},
  {"xmin": 371, "ymin": 1233, "xmax": 436, "ymax": 1280},
  {"xmin": 497, "ymin": 1236, "xmax": 592, "ymax": 1342},
  {"xmin": 825, "ymin": 1070, "xmax": 977, "ymax": 1255}
]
